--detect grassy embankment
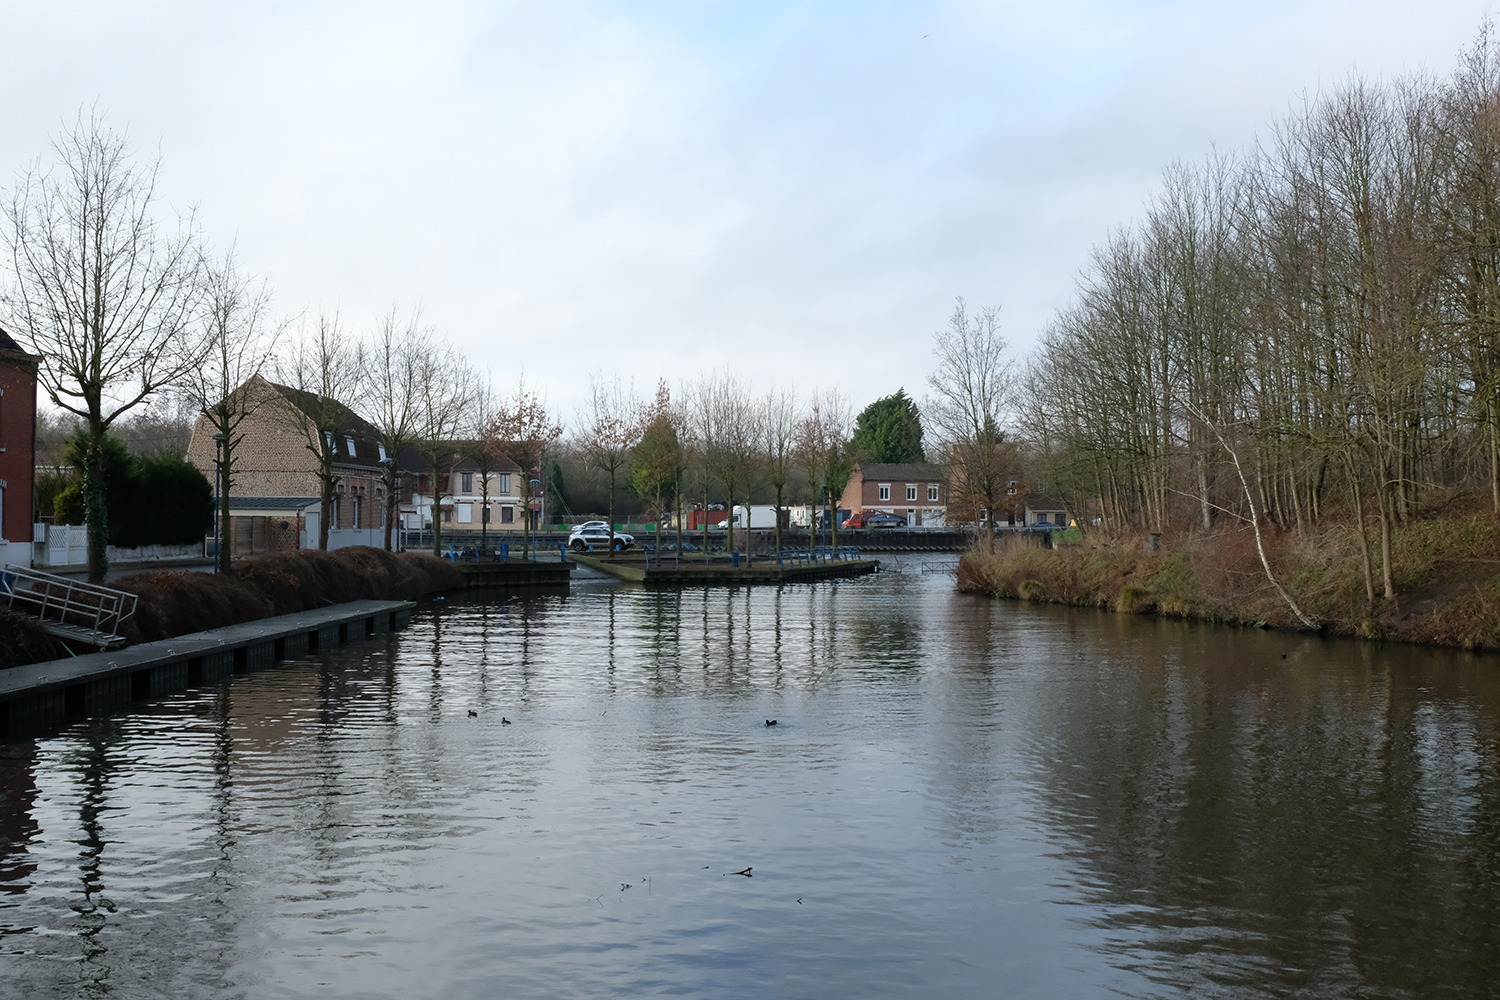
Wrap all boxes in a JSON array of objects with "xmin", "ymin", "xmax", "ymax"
[
  {"xmin": 0, "ymin": 547, "xmax": 461, "ymax": 670},
  {"xmin": 957, "ymin": 491, "xmax": 1500, "ymax": 650}
]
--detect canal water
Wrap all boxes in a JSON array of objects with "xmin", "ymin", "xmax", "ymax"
[{"xmin": 2, "ymin": 565, "xmax": 1498, "ymax": 998}]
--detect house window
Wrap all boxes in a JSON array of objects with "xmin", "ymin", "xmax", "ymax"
[
  {"xmin": 878, "ymin": 484, "xmax": 890, "ymax": 501},
  {"xmin": 501, "ymin": 505, "xmax": 515, "ymax": 524},
  {"xmin": 462, "ymin": 472, "xmax": 473, "ymax": 493},
  {"xmin": 458, "ymin": 503, "xmax": 472, "ymax": 523},
  {"xmin": 906, "ymin": 484, "xmax": 917, "ymax": 501},
  {"xmin": 344, "ymin": 436, "xmax": 356, "ymax": 457},
  {"xmin": 499, "ymin": 474, "xmax": 511, "ymax": 494},
  {"xmin": 442, "ymin": 508, "xmax": 453, "ymax": 523},
  {"xmin": 377, "ymin": 443, "xmax": 388, "ymax": 462},
  {"xmin": 928, "ymin": 484, "xmax": 939, "ymax": 502},
  {"xmin": 352, "ymin": 496, "xmax": 362, "ymax": 527},
  {"xmin": 330, "ymin": 497, "xmax": 340, "ymax": 529}
]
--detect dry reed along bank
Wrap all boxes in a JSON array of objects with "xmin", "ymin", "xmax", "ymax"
[
  {"xmin": 0, "ymin": 547, "xmax": 462, "ymax": 670},
  {"xmin": 957, "ymin": 494, "xmax": 1500, "ymax": 651}
]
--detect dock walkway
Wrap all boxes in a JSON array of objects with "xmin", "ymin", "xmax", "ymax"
[
  {"xmin": 0, "ymin": 599, "xmax": 415, "ymax": 739},
  {"xmin": 571, "ymin": 553, "xmax": 878, "ymax": 585}
]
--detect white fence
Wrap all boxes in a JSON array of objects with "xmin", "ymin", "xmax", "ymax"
[
  {"xmin": 33, "ymin": 524, "xmax": 89, "ymax": 567},
  {"xmin": 31, "ymin": 524, "xmax": 203, "ymax": 568},
  {"xmin": 299, "ymin": 524, "xmax": 384, "ymax": 551}
]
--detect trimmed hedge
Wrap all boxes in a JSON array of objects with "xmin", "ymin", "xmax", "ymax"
[
  {"xmin": 111, "ymin": 547, "xmax": 462, "ymax": 644},
  {"xmin": 0, "ymin": 610, "xmax": 65, "ymax": 670}
]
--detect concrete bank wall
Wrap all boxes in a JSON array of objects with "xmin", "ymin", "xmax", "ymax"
[{"xmin": 0, "ymin": 599, "xmax": 415, "ymax": 740}]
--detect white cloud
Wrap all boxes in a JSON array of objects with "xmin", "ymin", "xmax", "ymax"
[{"xmin": 0, "ymin": 0, "xmax": 1492, "ymax": 419}]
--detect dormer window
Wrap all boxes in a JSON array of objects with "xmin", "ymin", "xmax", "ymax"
[
  {"xmin": 377, "ymin": 443, "xmax": 388, "ymax": 462},
  {"xmin": 345, "ymin": 436, "xmax": 357, "ymax": 457}
]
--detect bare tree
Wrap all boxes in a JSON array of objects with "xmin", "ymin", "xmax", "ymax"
[
  {"xmin": 2, "ymin": 112, "xmax": 204, "ymax": 581},
  {"xmin": 359, "ymin": 308, "xmax": 427, "ymax": 551},
  {"xmin": 796, "ymin": 387, "xmax": 854, "ymax": 553},
  {"xmin": 412, "ymin": 341, "xmax": 479, "ymax": 556},
  {"xmin": 275, "ymin": 313, "xmax": 360, "ymax": 551},
  {"xmin": 761, "ymin": 383, "xmax": 799, "ymax": 554},
  {"xmin": 463, "ymin": 378, "xmax": 504, "ymax": 555},
  {"xmin": 576, "ymin": 372, "xmax": 640, "ymax": 552},
  {"xmin": 183, "ymin": 246, "xmax": 283, "ymax": 571},
  {"xmin": 927, "ymin": 298, "xmax": 1014, "ymax": 544},
  {"xmin": 700, "ymin": 373, "xmax": 760, "ymax": 560},
  {"xmin": 630, "ymin": 380, "xmax": 685, "ymax": 557},
  {"xmin": 492, "ymin": 374, "xmax": 564, "ymax": 560}
]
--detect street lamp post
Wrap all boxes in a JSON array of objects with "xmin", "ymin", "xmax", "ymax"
[{"xmin": 212, "ymin": 432, "xmax": 224, "ymax": 573}]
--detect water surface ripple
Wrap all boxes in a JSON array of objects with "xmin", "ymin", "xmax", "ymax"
[{"xmin": 2, "ymin": 569, "xmax": 1498, "ymax": 998}]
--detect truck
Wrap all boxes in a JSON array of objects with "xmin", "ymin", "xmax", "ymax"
[{"xmin": 725, "ymin": 505, "xmax": 789, "ymax": 530}]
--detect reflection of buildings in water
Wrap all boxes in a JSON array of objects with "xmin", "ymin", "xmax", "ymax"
[{"xmin": 0, "ymin": 743, "xmax": 39, "ymax": 895}]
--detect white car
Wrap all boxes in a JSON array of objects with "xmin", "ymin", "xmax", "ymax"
[{"xmin": 568, "ymin": 521, "xmax": 634, "ymax": 552}]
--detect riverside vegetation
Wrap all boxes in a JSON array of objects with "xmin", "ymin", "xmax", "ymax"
[
  {"xmin": 988, "ymin": 28, "xmax": 1500, "ymax": 649},
  {"xmin": 0, "ymin": 547, "xmax": 461, "ymax": 671},
  {"xmin": 957, "ymin": 490, "xmax": 1500, "ymax": 649}
]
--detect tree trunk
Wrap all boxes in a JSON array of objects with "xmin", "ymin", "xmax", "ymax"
[
  {"xmin": 1347, "ymin": 455, "xmax": 1376, "ymax": 606},
  {"xmin": 607, "ymin": 468, "xmax": 617, "ymax": 553},
  {"xmin": 480, "ymin": 479, "xmax": 490, "ymax": 554},
  {"xmin": 429, "ymin": 460, "xmax": 444, "ymax": 557},
  {"xmin": 773, "ymin": 485, "xmax": 784, "ymax": 556},
  {"xmin": 319, "ymin": 473, "xmax": 333, "ymax": 551},
  {"xmin": 83, "ymin": 424, "xmax": 109, "ymax": 584},
  {"xmin": 1491, "ymin": 405, "xmax": 1499, "ymax": 517},
  {"xmin": 1377, "ymin": 477, "xmax": 1395, "ymax": 601},
  {"xmin": 219, "ymin": 439, "xmax": 234, "ymax": 573}
]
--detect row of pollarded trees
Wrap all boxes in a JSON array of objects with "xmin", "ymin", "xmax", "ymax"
[
  {"xmin": 0, "ymin": 110, "xmax": 567, "ymax": 581},
  {"xmin": 1, "ymin": 111, "xmax": 258, "ymax": 583},
  {"xmin": 2, "ymin": 112, "xmax": 1014, "ymax": 583},
  {"xmin": 571, "ymin": 372, "xmax": 864, "ymax": 559},
  {"xmin": 268, "ymin": 310, "xmax": 564, "ymax": 564},
  {"xmin": 1020, "ymin": 26, "xmax": 1500, "ymax": 604}
]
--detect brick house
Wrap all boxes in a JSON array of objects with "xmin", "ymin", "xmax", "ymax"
[
  {"xmin": 0, "ymin": 325, "xmax": 40, "ymax": 568},
  {"xmin": 838, "ymin": 462, "xmax": 946, "ymax": 527},
  {"xmin": 185, "ymin": 375, "xmax": 399, "ymax": 555}
]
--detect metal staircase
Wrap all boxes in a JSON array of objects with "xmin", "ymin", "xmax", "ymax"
[{"xmin": 0, "ymin": 565, "xmax": 138, "ymax": 652}]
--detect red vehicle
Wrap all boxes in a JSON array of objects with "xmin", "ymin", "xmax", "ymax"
[{"xmin": 842, "ymin": 510, "xmax": 907, "ymax": 529}]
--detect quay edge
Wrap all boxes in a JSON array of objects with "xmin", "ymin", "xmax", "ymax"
[
  {"xmin": 570, "ymin": 552, "xmax": 879, "ymax": 585},
  {"xmin": 0, "ymin": 599, "xmax": 415, "ymax": 741}
]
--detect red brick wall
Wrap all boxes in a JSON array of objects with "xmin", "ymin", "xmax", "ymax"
[{"xmin": 0, "ymin": 355, "xmax": 38, "ymax": 543}]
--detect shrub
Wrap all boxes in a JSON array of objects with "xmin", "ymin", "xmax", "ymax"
[
  {"xmin": 1117, "ymin": 584, "xmax": 1152, "ymax": 614},
  {"xmin": 1018, "ymin": 579, "xmax": 1047, "ymax": 602},
  {"xmin": 0, "ymin": 610, "xmax": 65, "ymax": 669}
]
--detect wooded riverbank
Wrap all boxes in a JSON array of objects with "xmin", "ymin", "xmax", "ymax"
[{"xmin": 957, "ymin": 494, "xmax": 1500, "ymax": 651}]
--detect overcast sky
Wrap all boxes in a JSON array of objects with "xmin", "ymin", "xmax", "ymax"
[{"xmin": 0, "ymin": 1, "xmax": 1494, "ymax": 421}]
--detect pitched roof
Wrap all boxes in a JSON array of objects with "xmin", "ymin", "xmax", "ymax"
[
  {"xmin": 855, "ymin": 462, "xmax": 942, "ymax": 481},
  {"xmin": 1024, "ymin": 492, "xmax": 1068, "ymax": 511},
  {"xmin": 0, "ymin": 324, "xmax": 20, "ymax": 352},
  {"xmin": 263, "ymin": 378, "xmax": 392, "ymax": 472}
]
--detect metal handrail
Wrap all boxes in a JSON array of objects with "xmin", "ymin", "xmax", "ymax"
[{"xmin": 1, "ymin": 565, "xmax": 138, "ymax": 643}]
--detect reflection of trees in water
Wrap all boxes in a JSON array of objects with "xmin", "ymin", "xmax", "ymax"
[
  {"xmin": 0, "ymin": 742, "xmax": 39, "ymax": 898},
  {"xmin": 1024, "ymin": 618, "xmax": 1500, "ymax": 995},
  {"xmin": 59, "ymin": 726, "xmax": 122, "ymax": 994}
]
